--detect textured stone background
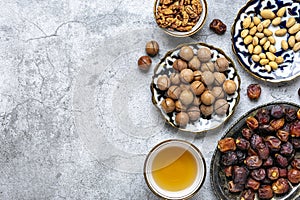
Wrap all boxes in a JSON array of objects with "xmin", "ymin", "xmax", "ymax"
[{"xmin": 0, "ymin": 0, "xmax": 299, "ymax": 199}]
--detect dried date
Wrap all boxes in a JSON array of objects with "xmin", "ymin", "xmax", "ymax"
[
  {"xmin": 277, "ymin": 130, "xmax": 289, "ymax": 142},
  {"xmin": 265, "ymin": 136, "xmax": 281, "ymax": 152},
  {"xmin": 258, "ymin": 185, "xmax": 273, "ymax": 199},
  {"xmin": 242, "ymin": 128, "xmax": 253, "ymax": 140},
  {"xmin": 291, "ymin": 158, "xmax": 300, "ymax": 170},
  {"xmin": 218, "ymin": 137, "xmax": 236, "ymax": 152},
  {"xmin": 251, "ymin": 168, "xmax": 266, "ymax": 181},
  {"xmin": 246, "ymin": 116, "xmax": 259, "ymax": 130},
  {"xmin": 272, "ymin": 178, "xmax": 290, "ymax": 194},
  {"xmin": 246, "ymin": 178, "xmax": 260, "ymax": 191},
  {"xmin": 290, "ymin": 120, "xmax": 300, "ymax": 137},
  {"xmin": 267, "ymin": 167, "xmax": 279, "ymax": 180},
  {"xmin": 236, "ymin": 137, "xmax": 250, "ymax": 150},
  {"xmin": 271, "ymin": 105, "xmax": 285, "ymax": 119},
  {"xmin": 256, "ymin": 108, "xmax": 270, "ymax": 124},
  {"xmin": 250, "ymin": 134, "xmax": 263, "ymax": 150},
  {"xmin": 256, "ymin": 142, "xmax": 270, "ymax": 160},
  {"xmin": 221, "ymin": 151, "xmax": 238, "ymax": 166},
  {"xmin": 228, "ymin": 181, "xmax": 244, "ymax": 193},
  {"xmin": 233, "ymin": 166, "xmax": 248, "ymax": 185},
  {"xmin": 240, "ymin": 189, "xmax": 255, "ymax": 200},
  {"xmin": 288, "ymin": 168, "xmax": 300, "ymax": 184},
  {"xmin": 245, "ymin": 156, "xmax": 262, "ymax": 169},
  {"xmin": 210, "ymin": 19, "xmax": 227, "ymax": 35},
  {"xmin": 247, "ymin": 84, "xmax": 261, "ymax": 100},
  {"xmin": 275, "ymin": 154, "xmax": 289, "ymax": 168},
  {"xmin": 285, "ymin": 108, "xmax": 297, "ymax": 122},
  {"xmin": 280, "ymin": 142, "xmax": 294, "ymax": 156}
]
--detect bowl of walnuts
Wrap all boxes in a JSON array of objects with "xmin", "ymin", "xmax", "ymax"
[
  {"xmin": 151, "ymin": 42, "xmax": 241, "ymax": 133},
  {"xmin": 154, "ymin": 0, "xmax": 208, "ymax": 37}
]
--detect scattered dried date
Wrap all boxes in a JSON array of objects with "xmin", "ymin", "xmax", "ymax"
[
  {"xmin": 247, "ymin": 84, "xmax": 261, "ymax": 100},
  {"xmin": 210, "ymin": 19, "xmax": 227, "ymax": 35}
]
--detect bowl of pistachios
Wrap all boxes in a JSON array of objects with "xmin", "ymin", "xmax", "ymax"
[
  {"xmin": 232, "ymin": 0, "xmax": 300, "ymax": 82},
  {"xmin": 154, "ymin": 0, "xmax": 208, "ymax": 37}
]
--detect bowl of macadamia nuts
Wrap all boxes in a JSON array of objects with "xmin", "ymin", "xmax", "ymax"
[
  {"xmin": 232, "ymin": 0, "xmax": 300, "ymax": 83},
  {"xmin": 154, "ymin": 0, "xmax": 208, "ymax": 37},
  {"xmin": 151, "ymin": 43, "xmax": 241, "ymax": 133}
]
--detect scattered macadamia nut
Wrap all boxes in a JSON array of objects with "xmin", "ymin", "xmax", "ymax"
[
  {"xmin": 197, "ymin": 47, "xmax": 212, "ymax": 62},
  {"xmin": 138, "ymin": 56, "xmax": 152, "ymax": 71},
  {"xmin": 191, "ymin": 81, "xmax": 205, "ymax": 95},
  {"xmin": 145, "ymin": 41, "xmax": 159, "ymax": 57},
  {"xmin": 179, "ymin": 46, "xmax": 194, "ymax": 61},
  {"xmin": 179, "ymin": 89, "xmax": 194, "ymax": 105},
  {"xmin": 167, "ymin": 85, "xmax": 182, "ymax": 100},
  {"xmin": 223, "ymin": 80, "xmax": 237, "ymax": 95},
  {"xmin": 180, "ymin": 69, "xmax": 194, "ymax": 83},
  {"xmin": 157, "ymin": 75, "xmax": 171, "ymax": 91},
  {"xmin": 173, "ymin": 59, "xmax": 188, "ymax": 71},
  {"xmin": 215, "ymin": 57, "xmax": 229, "ymax": 72},
  {"xmin": 161, "ymin": 98, "xmax": 175, "ymax": 113},
  {"xmin": 200, "ymin": 104, "xmax": 214, "ymax": 117},
  {"xmin": 187, "ymin": 106, "xmax": 201, "ymax": 121},
  {"xmin": 215, "ymin": 99, "xmax": 229, "ymax": 115},
  {"xmin": 201, "ymin": 90, "xmax": 216, "ymax": 105},
  {"xmin": 175, "ymin": 112, "xmax": 189, "ymax": 127}
]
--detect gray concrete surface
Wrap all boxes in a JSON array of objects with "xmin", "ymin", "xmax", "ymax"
[{"xmin": 0, "ymin": 0, "xmax": 299, "ymax": 199}]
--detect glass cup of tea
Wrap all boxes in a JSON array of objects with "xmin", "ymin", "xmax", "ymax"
[{"xmin": 144, "ymin": 139, "xmax": 206, "ymax": 199}]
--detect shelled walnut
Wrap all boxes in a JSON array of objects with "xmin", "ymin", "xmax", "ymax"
[{"xmin": 155, "ymin": 0, "xmax": 203, "ymax": 32}]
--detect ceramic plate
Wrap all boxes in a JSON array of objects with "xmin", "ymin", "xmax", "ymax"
[
  {"xmin": 151, "ymin": 42, "xmax": 240, "ymax": 134},
  {"xmin": 211, "ymin": 102, "xmax": 300, "ymax": 200},
  {"xmin": 232, "ymin": 0, "xmax": 300, "ymax": 82}
]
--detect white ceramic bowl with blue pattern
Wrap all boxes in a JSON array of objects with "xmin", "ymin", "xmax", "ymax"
[{"xmin": 232, "ymin": 0, "xmax": 300, "ymax": 83}]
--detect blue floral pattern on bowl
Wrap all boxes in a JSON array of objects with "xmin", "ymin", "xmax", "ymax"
[{"xmin": 232, "ymin": 0, "xmax": 300, "ymax": 82}]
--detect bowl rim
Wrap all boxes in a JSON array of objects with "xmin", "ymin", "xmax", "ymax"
[
  {"xmin": 144, "ymin": 139, "xmax": 207, "ymax": 199},
  {"xmin": 153, "ymin": 0, "xmax": 208, "ymax": 37},
  {"xmin": 210, "ymin": 101, "xmax": 300, "ymax": 200},
  {"xmin": 231, "ymin": 0, "xmax": 300, "ymax": 83},
  {"xmin": 150, "ymin": 42, "xmax": 241, "ymax": 134}
]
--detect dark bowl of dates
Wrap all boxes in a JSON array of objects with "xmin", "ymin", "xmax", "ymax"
[
  {"xmin": 150, "ymin": 42, "xmax": 240, "ymax": 134},
  {"xmin": 211, "ymin": 102, "xmax": 300, "ymax": 200},
  {"xmin": 154, "ymin": 0, "xmax": 208, "ymax": 37}
]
